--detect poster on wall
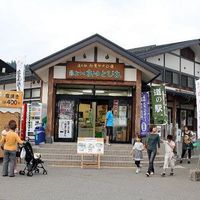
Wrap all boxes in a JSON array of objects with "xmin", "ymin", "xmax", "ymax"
[
  {"xmin": 58, "ymin": 119, "xmax": 73, "ymax": 138},
  {"xmin": 118, "ymin": 106, "xmax": 127, "ymax": 126},
  {"xmin": 140, "ymin": 92, "xmax": 150, "ymax": 137},
  {"xmin": 77, "ymin": 137, "xmax": 104, "ymax": 154}
]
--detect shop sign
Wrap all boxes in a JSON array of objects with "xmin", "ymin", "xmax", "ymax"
[
  {"xmin": 140, "ymin": 92, "xmax": 150, "ymax": 136},
  {"xmin": 0, "ymin": 90, "xmax": 23, "ymax": 108},
  {"xmin": 58, "ymin": 119, "xmax": 73, "ymax": 138},
  {"xmin": 195, "ymin": 79, "xmax": 200, "ymax": 139},
  {"xmin": 77, "ymin": 137, "xmax": 104, "ymax": 154},
  {"xmin": 151, "ymin": 85, "xmax": 168, "ymax": 125},
  {"xmin": 66, "ymin": 62, "xmax": 124, "ymax": 81}
]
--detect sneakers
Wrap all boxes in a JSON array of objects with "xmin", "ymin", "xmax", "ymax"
[
  {"xmin": 136, "ymin": 168, "xmax": 141, "ymax": 174},
  {"xmin": 146, "ymin": 172, "xmax": 150, "ymax": 177},
  {"xmin": 150, "ymin": 172, "xmax": 154, "ymax": 175},
  {"xmin": 170, "ymin": 172, "xmax": 174, "ymax": 176},
  {"xmin": 188, "ymin": 160, "xmax": 191, "ymax": 164},
  {"xmin": 14, "ymin": 169, "xmax": 18, "ymax": 174},
  {"xmin": 161, "ymin": 172, "xmax": 165, "ymax": 177}
]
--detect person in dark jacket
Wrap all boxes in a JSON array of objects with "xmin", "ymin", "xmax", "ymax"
[{"xmin": 145, "ymin": 125, "xmax": 160, "ymax": 177}]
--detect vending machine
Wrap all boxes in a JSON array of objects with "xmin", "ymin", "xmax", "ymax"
[{"xmin": 26, "ymin": 102, "xmax": 47, "ymax": 140}]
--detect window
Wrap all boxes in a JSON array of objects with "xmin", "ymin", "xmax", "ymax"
[
  {"xmin": 32, "ymin": 88, "xmax": 41, "ymax": 98},
  {"xmin": 24, "ymin": 88, "xmax": 41, "ymax": 99},
  {"xmin": 188, "ymin": 77, "xmax": 194, "ymax": 88},
  {"xmin": 181, "ymin": 75, "xmax": 187, "ymax": 87},
  {"xmin": 173, "ymin": 73, "xmax": 179, "ymax": 85},
  {"xmin": 165, "ymin": 71, "xmax": 172, "ymax": 84}
]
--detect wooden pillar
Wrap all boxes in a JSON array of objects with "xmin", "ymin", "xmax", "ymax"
[
  {"xmin": 132, "ymin": 70, "xmax": 142, "ymax": 141},
  {"xmin": 172, "ymin": 96, "xmax": 177, "ymax": 137},
  {"xmin": 46, "ymin": 67, "xmax": 55, "ymax": 143}
]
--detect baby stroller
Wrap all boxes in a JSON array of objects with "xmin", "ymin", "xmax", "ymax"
[{"xmin": 19, "ymin": 141, "xmax": 47, "ymax": 177}]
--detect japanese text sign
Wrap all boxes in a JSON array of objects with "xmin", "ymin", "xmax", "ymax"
[
  {"xmin": 0, "ymin": 90, "xmax": 23, "ymax": 108},
  {"xmin": 151, "ymin": 85, "xmax": 168, "ymax": 125},
  {"xmin": 66, "ymin": 62, "xmax": 124, "ymax": 81}
]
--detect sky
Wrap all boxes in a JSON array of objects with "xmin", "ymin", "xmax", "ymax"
[{"xmin": 0, "ymin": 0, "xmax": 200, "ymax": 64}]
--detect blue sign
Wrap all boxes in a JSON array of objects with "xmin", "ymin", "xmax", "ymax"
[{"xmin": 140, "ymin": 92, "xmax": 150, "ymax": 137}]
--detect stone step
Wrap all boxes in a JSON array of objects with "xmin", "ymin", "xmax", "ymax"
[
  {"xmin": 40, "ymin": 153, "xmax": 164, "ymax": 162},
  {"xmin": 43, "ymin": 159, "xmax": 164, "ymax": 168}
]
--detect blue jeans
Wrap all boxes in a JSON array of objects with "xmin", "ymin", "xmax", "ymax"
[
  {"xmin": 2, "ymin": 150, "xmax": 16, "ymax": 176},
  {"xmin": 147, "ymin": 149, "xmax": 157, "ymax": 174}
]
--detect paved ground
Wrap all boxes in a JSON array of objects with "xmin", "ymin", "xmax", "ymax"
[{"xmin": 0, "ymin": 160, "xmax": 200, "ymax": 200}]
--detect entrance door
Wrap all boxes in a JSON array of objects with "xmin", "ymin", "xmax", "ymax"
[
  {"xmin": 78, "ymin": 99, "xmax": 131, "ymax": 143},
  {"xmin": 78, "ymin": 100, "xmax": 108, "ymax": 138}
]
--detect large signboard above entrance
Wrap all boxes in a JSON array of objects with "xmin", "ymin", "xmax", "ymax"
[{"xmin": 66, "ymin": 62, "xmax": 124, "ymax": 81}]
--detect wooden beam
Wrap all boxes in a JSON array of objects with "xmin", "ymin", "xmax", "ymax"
[
  {"xmin": 46, "ymin": 67, "xmax": 55, "ymax": 143},
  {"xmin": 172, "ymin": 96, "xmax": 177, "ymax": 136},
  {"xmin": 133, "ymin": 70, "xmax": 142, "ymax": 139},
  {"xmin": 54, "ymin": 79, "xmax": 135, "ymax": 87}
]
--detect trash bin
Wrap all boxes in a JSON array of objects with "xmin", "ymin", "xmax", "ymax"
[{"xmin": 34, "ymin": 125, "xmax": 45, "ymax": 145}]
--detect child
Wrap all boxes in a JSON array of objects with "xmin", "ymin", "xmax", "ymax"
[
  {"xmin": 161, "ymin": 135, "xmax": 176, "ymax": 177},
  {"xmin": 130, "ymin": 136, "xmax": 144, "ymax": 174},
  {"xmin": 1, "ymin": 124, "xmax": 10, "ymax": 150}
]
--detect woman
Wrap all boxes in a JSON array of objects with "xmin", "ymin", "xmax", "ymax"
[
  {"xmin": 0, "ymin": 120, "xmax": 23, "ymax": 177},
  {"xmin": 180, "ymin": 126, "xmax": 193, "ymax": 164},
  {"xmin": 145, "ymin": 125, "xmax": 160, "ymax": 177},
  {"xmin": 105, "ymin": 106, "xmax": 113, "ymax": 145}
]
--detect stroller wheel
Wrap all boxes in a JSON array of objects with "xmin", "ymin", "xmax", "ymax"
[
  {"xmin": 27, "ymin": 171, "xmax": 33, "ymax": 177},
  {"xmin": 43, "ymin": 170, "xmax": 47, "ymax": 175},
  {"xmin": 19, "ymin": 170, "xmax": 25, "ymax": 175},
  {"xmin": 35, "ymin": 169, "xmax": 39, "ymax": 173}
]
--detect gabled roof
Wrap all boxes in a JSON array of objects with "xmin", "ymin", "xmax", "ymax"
[
  {"xmin": 30, "ymin": 34, "xmax": 160, "ymax": 78},
  {"xmin": 0, "ymin": 59, "xmax": 15, "ymax": 76},
  {"xmin": 129, "ymin": 39, "xmax": 200, "ymax": 59}
]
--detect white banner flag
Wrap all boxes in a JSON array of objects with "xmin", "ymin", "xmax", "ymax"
[
  {"xmin": 195, "ymin": 79, "xmax": 200, "ymax": 139},
  {"xmin": 16, "ymin": 60, "xmax": 25, "ymax": 92}
]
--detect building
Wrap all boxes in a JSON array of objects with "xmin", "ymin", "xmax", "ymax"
[
  {"xmin": 130, "ymin": 39, "xmax": 200, "ymax": 133},
  {"xmin": 1, "ymin": 35, "xmax": 199, "ymax": 143},
  {"xmin": 29, "ymin": 34, "xmax": 160, "ymax": 143}
]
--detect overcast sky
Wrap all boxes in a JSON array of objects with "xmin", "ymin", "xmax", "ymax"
[{"xmin": 0, "ymin": 0, "xmax": 200, "ymax": 64}]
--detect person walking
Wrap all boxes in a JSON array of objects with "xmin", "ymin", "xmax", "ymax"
[
  {"xmin": 180, "ymin": 126, "xmax": 193, "ymax": 164},
  {"xmin": 105, "ymin": 106, "xmax": 113, "ymax": 145},
  {"xmin": 161, "ymin": 135, "xmax": 176, "ymax": 177},
  {"xmin": 130, "ymin": 136, "xmax": 144, "ymax": 174},
  {"xmin": 145, "ymin": 125, "xmax": 160, "ymax": 177},
  {"xmin": 0, "ymin": 120, "xmax": 23, "ymax": 177}
]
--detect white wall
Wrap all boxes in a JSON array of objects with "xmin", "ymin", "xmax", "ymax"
[
  {"xmin": 146, "ymin": 55, "xmax": 164, "ymax": 66},
  {"xmin": 124, "ymin": 68, "xmax": 136, "ymax": 81},
  {"xmin": 24, "ymin": 81, "xmax": 41, "ymax": 89},
  {"xmin": 5, "ymin": 83, "xmax": 16, "ymax": 90},
  {"xmin": 75, "ymin": 48, "xmax": 94, "ymax": 62},
  {"xmin": 195, "ymin": 56, "xmax": 200, "ymax": 63},
  {"xmin": 195, "ymin": 63, "xmax": 200, "ymax": 77},
  {"xmin": 165, "ymin": 53, "xmax": 180, "ymax": 71},
  {"xmin": 97, "ymin": 48, "xmax": 116, "ymax": 63},
  {"xmin": 54, "ymin": 66, "xmax": 66, "ymax": 79},
  {"xmin": 41, "ymin": 82, "xmax": 48, "ymax": 105},
  {"xmin": 171, "ymin": 50, "xmax": 180, "ymax": 55},
  {"xmin": 181, "ymin": 58, "xmax": 194, "ymax": 75}
]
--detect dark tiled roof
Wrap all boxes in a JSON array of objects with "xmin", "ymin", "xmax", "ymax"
[
  {"xmin": 128, "ymin": 39, "xmax": 200, "ymax": 59},
  {"xmin": 0, "ymin": 67, "xmax": 37, "ymax": 84}
]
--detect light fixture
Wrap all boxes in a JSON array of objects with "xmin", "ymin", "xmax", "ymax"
[
  {"xmin": 96, "ymin": 90, "xmax": 105, "ymax": 94},
  {"xmin": 83, "ymin": 53, "xmax": 87, "ymax": 59},
  {"xmin": 82, "ymin": 89, "xmax": 92, "ymax": 93},
  {"xmin": 70, "ymin": 92, "xmax": 83, "ymax": 95},
  {"xmin": 105, "ymin": 54, "xmax": 109, "ymax": 59}
]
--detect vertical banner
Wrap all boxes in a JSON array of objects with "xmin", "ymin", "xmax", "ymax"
[
  {"xmin": 151, "ymin": 85, "xmax": 168, "ymax": 125},
  {"xmin": 195, "ymin": 79, "xmax": 200, "ymax": 139},
  {"xmin": 16, "ymin": 60, "xmax": 25, "ymax": 92},
  {"xmin": 140, "ymin": 92, "xmax": 150, "ymax": 137}
]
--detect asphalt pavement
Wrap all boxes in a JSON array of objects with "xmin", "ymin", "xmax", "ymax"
[{"xmin": 0, "ymin": 160, "xmax": 200, "ymax": 200}]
